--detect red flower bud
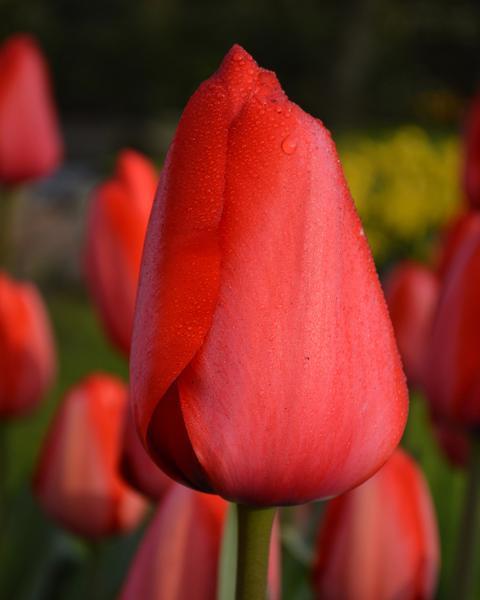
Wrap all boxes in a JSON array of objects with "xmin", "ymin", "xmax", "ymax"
[
  {"xmin": 119, "ymin": 485, "xmax": 281, "ymax": 600},
  {"xmin": 384, "ymin": 262, "xmax": 438, "ymax": 389},
  {"xmin": 425, "ymin": 215, "xmax": 480, "ymax": 427},
  {"xmin": 436, "ymin": 211, "xmax": 480, "ymax": 279},
  {"xmin": 130, "ymin": 45, "xmax": 408, "ymax": 506},
  {"xmin": 0, "ymin": 271, "xmax": 56, "ymax": 417},
  {"xmin": 33, "ymin": 374, "xmax": 146, "ymax": 538},
  {"xmin": 313, "ymin": 449, "xmax": 439, "ymax": 600},
  {"xmin": 0, "ymin": 34, "xmax": 62, "ymax": 184},
  {"xmin": 463, "ymin": 94, "xmax": 480, "ymax": 209},
  {"xmin": 119, "ymin": 407, "xmax": 173, "ymax": 501},
  {"xmin": 84, "ymin": 149, "xmax": 158, "ymax": 355}
]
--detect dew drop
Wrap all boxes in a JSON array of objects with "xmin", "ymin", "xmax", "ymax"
[
  {"xmin": 281, "ymin": 135, "xmax": 298, "ymax": 155},
  {"xmin": 232, "ymin": 51, "xmax": 244, "ymax": 62}
]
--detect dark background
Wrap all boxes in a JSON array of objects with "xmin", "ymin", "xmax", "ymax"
[{"xmin": 1, "ymin": 0, "xmax": 480, "ymax": 130}]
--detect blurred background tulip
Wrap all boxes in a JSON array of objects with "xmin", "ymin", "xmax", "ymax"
[
  {"xmin": 0, "ymin": 34, "xmax": 62, "ymax": 186},
  {"xmin": 33, "ymin": 374, "xmax": 145, "ymax": 539},
  {"xmin": 119, "ymin": 486, "xmax": 226, "ymax": 600},
  {"xmin": 0, "ymin": 271, "xmax": 56, "ymax": 418},
  {"xmin": 313, "ymin": 449, "xmax": 439, "ymax": 600},
  {"xmin": 84, "ymin": 149, "xmax": 158, "ymax": 356},
  {"xmin": 425, "ymin": 219, "xmax": 480, "ymax": 427},
  {"xmin": 384, "ymin": 261, "xmax": 438, "ymax": 390}
]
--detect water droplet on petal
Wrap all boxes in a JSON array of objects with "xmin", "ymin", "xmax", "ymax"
[{"xmin": 281, "ymin": 135, "xmax": 298, "ymax": 155}]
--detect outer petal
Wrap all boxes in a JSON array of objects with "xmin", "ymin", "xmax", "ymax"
[
  {"xmin": 0, "ymin": 34, "xmax": 62, "ymax": 184},
  {"xmin": 0, "ymin": 272, "xmax": 56, "ymax": 417},
  {"xmin": 384, "ymin": 262, "xmax": 438, "ymax": 389},
  {"xmin": 131, "ymin": 46, "xmax": 408, "ymax": 505},
  {"xmin": 425, "ymin": 221, "xmax": 480, "ymax": 426},
  {"xmin": 33, "ymin": 374, "xmax": 146, "ymax": 538},
  {"xmin": 84, "ymin": 150, "xmax": 157, "ymax": 355},
  {"xmin": 313, "ymin": 449, "xmax": 439, "ymax": 600},
  {"xmin": 119, "ymin": 486, "xmax": 226, "ymax": 600}
]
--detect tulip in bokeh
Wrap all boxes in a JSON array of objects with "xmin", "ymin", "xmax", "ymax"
[
  {"xmin": 0, "ymin": 34, "xmax": 62, "ymax": 185},
  {"xmin": 0, "ymin": 271, "xmax": 56, "ymax": 417},
  {"xmin": 33, "ymin": 373, "xmax": 146, "ymax": 538},
  {"xmin": 425, "ymin": 217, "xmax": 480, "ymax": 427},
  {"xmin": 84, "ymin": 149, "xmax": 158, "ymax": 355},
  {"xmin": 119, "ymin": 485, "xmax": 281, "ymax": 600},
  {"xmin": 384, "ymin": 261, "xmax": 438, "ymax": 389},
  {"xmin": 313, "ymin": 448, "xmax": 439, "ymax": 600},
  {"xmin": 463, "ymin": 93, "xmax": 480, "ymax": 209},
  {"xmin": 120, "ymin": 407, "xmax": 173, "ymax": 501},
  {"xmin": 436, "ymin": 211, "xmax": 480, "ymax": 279},
  {"xmin": 130, "ymin": 45, "xmax": 408, "ymax": 506}
]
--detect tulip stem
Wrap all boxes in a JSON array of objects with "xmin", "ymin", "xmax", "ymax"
[
  {"xmin": 235, "ymin": 504, "xmax": 276, "ymax": 600},
  {"xmin": 453, "ymin": 434, "xmax": 480, "ymax": 600}
]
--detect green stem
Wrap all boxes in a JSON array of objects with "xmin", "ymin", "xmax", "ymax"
[
  {"xmin": 235, "ymin": 505, "xmax": 276, "ymax": 600},
  {"xmin": 453, "ymin": 434, "xmax": 480, "ymax": 600},
  {"xmin": 0, "ymin": 421, "xmax": 7, "ymax": 540}
]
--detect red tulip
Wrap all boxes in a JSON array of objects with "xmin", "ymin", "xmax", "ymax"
[
  {"xmin": 313, "ymin": 449, "xmax": 439, "ymax": 600},
  {"xmin": 0, "ymin": 34, "xmax": 62, "ymax": 184},
  {"xmin": 463, "ymin": 94, "xmax": 480, "ymax": 208},
  {"xmin": 85, "ymin": 150, "xmax": 157, "ymax": 355},
  {"xmin": 435, "ymin": 211, "xmax": 480, "ymax": 279},
  {"xmin": 84, "ymin": 149, "xmax": 158, "ymax": 355},
  {"xmin": 120, "ymin": 407, "xmax": 173, "ymax": 501},
  {"xmin": 119, "ymin": 485, "xmax": 281, "ymax": 600},
  {"xmin": 33, "ymin": 374, "xmax": 146, "ymax": 538},
  {"xmin": 130, "ymin": 45, "xmax": 408, "ymax": 506},
  {"xmin": 0, "ymin": 271, "xmax": 56, "ymax": 417},
  {"xmin": 383, "ymin": 262, "xmax": 438, "ymax": 389},
  {"xmin": 425, "ymin": 216, "xmax": 480, "ymax": 427},
  {"xmin": 433, "ymin": 422, "xmax": 469, "ymax": 468}
]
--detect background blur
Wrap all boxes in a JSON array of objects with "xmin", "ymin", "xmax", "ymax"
[{"xmin": 1, "ymin": 0, "xmax": 480, "ymax": 598}]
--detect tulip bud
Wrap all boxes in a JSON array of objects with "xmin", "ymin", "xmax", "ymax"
[
  {"xmin": 313, "ymin": 449, "xmax": 439, "ymax": 600},
  {"xmin": 119, "ymin": 407, "xmax": 173, "ymax": 501},
  {"xmin": 425, "ymin": 216, "xmax": 480, "ymax": 427},
  {"xmin": 0, "ymin": 271, "xmax": 56, "ymax": 417},
  {"xmin": 84, "ymin": 149, "xmax": 158, "ymax": 356},
  {"xmin": 384, "ymin": 261, "xmax": 438, "ymax": 390},
  {"xmin": 33, "ymin": 374, "xmax": 146, "ymax": 538},
  {"xmin": 130, "ymin": 45, "xmax": 408, "ymax": 506},
  {"xmin": 436, "ymin": 211, "xmax": 480, "ymax": 279},
  {"xmin": 119, "ymin": 485, "xmax": 281, "ymax": 600},
  {"xmin": 0, "ymin": 34, "xmax": 62, "ymax": 184},
  {"xmin": 463, "ymin": 94, "xmax": 480, "ymax": 209}
]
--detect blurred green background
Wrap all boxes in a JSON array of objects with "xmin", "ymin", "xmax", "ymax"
[{"xmin": 1, "ymin": 0, "xmax": 479, "ymax": 598}]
